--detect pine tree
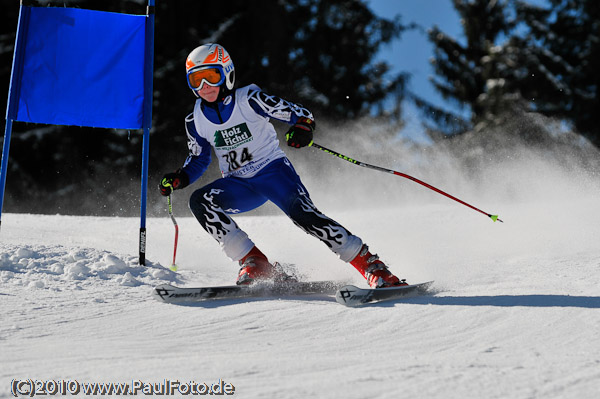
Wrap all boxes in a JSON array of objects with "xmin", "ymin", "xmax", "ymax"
[
  {"xmin": 422, "ymin": 0, "xmax": 513, "ymax": 138},
  {"xmin": 419, "ymin": 0, "xmax": 597, "ymax": 148},
  {"xmin": 514, "ymin": 0, "xmax": 600, "ymax": 147}
]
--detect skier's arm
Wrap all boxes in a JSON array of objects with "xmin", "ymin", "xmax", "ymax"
[
  {"xmin": 158, "ymin": 113, "xmax": 212, "ymax": 196},
  {"xmin": 247, "ymin": 88, "xmax": 314, "ymax": 125},
  {"xmin": 180, "ymin": 113, "xmax": 212, "ymax": 184},
  {"xmin": 247, "ymin": 88, "xmax": 315, "ymax": 148}
]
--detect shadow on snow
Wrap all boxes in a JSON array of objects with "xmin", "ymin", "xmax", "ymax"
[
  {"xmin": 158, "ymin": 292, "xmax": 600, "ymax": 309},
  {"xmin": 399, "ymin": 294, "xmax": 600, "ymax": 309}
]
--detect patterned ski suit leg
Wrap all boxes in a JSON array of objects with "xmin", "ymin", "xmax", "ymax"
[
  {"xmin": 286, "ymin": 188, "xmax": 363, "ymax": 262},
  {"xmin": 262, "ymin": 159, "xmax": 363, "ymax": 262},
  {"xmin": 188, "ymin": 179, "xmax": 266, "ymax": 261}
]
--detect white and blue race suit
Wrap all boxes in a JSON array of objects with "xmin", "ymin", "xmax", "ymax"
[{"xmin": 181, "ymin": 84, "xmax": 362, "ymax": 262}]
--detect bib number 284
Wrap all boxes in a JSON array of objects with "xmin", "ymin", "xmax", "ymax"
[{"xmin": 223, "ymin": 147, "xmax": 253, "ymax": 171}]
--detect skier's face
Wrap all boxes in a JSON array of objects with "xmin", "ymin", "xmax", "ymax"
[{"xmin": 197, "ymin": 83, "xmax": 220, "ymax": 103}]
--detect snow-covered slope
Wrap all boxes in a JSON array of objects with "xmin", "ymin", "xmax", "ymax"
[{"xmin": 2, "ymin": 178, "xmax": 599, "ymax": 399}]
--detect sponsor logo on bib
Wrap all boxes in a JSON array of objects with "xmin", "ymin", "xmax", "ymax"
[{"xmin": 213, "ymin": 123, "xmax": 253, "ymax": 149}]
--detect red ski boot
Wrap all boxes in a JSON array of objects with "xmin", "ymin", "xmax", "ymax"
[
  {"xmin": 350, "ymin": 244, "xmax": 408, "ymax": 288},
  {"xmin": 236, "ymin": 246, "xmax": 275, "ymax": 285}
]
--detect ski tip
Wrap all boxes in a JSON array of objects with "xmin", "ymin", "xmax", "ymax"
[
  {"xmin": 490, "ymin": 214, "xmax": 503, "ymax": 223},
  {"xmin": 335, "ymin": 285, "xmax": 365, "ymax": 307},
  {"xmin": 152, "ymin": 284, "xmax": 176, "ymax": 302},
  {"xmin": 335, "ymin": 281, "xmax": 435, "ymax": 307}
]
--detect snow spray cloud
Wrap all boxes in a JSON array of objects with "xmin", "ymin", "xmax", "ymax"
[{"xmin": 289, "ymin": 113, "xmax": 600, "ymax": 214}]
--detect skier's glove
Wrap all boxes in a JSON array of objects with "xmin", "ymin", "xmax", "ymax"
[
  {"xmin": 159, "ymin": 170, "xmax": 189, "ymax": 196},
  {"xmin": 286, "ymin": 117, "xmax": 315, "ymax": 148}
]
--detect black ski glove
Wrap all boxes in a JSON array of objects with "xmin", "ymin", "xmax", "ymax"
[
  {"xmin": 159, "ymin": 169, "xmax": 189, "ymax": 196},
  {"xmin": 286, "ymin": 117, "xmax": 315, "ymax": 148}
]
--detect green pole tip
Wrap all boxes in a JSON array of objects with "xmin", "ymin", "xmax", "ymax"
[
  {"xmin": 170, "ymin": 264, "xmax": 178, "ymax": 272},
  {"xmin": 490, "ymin": 215, "xmax": 503, "ymax": 223}
]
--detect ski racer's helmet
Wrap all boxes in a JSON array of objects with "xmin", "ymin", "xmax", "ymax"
[{"xmin": 185, "ymin": 43, "xmax": 235, "ymax": 97}]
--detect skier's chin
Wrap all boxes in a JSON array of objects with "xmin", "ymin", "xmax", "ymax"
[
  {"xmin": 198, "ymin": 86, "xmax": 220, "ymax": 103},
  {"xmin": 200, "ymin": 94, "xmax": 219, "ymax": 103}
]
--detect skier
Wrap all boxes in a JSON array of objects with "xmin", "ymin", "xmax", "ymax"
[{"xmin": 159, "ymin": 43, "xmax": 407, "ymax": 288}]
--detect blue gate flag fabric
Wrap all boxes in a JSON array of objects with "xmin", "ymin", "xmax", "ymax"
[{"xmin": 9, "ymin": 6, "xmax": 148, "ymax": 129}]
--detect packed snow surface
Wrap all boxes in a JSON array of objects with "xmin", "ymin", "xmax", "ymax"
[{"xmin": 1, "ymin": 157, "xmax": 600, "ymax": 398}]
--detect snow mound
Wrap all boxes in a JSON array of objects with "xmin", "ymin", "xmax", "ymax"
[{"xmin": 0, "ymin": 244, "xmax": 178, "ymax": 290}]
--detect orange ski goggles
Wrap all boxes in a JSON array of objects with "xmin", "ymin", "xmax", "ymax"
[{"xmin": 187, "ymin": 66, "xmax": 225, "ymax": 89}]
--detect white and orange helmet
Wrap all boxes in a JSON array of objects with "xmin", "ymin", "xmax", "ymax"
[{"xmin": 185, "ymin": 43, "xmax": 235, "ymax": 96}]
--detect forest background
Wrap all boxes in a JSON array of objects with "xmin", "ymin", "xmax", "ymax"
[{"xmin": 0, "ymin": 0, "xmax": 598, "ymax": 217}]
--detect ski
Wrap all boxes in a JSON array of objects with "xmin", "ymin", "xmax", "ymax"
[
  {"xmin": 152, "ymin": 280, "xmax": 346, "ymax": 303},
  {"xmin": 335, "ymin": 281, "xmax": 434, "ymax": 307}
]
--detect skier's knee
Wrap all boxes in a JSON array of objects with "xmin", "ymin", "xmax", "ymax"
[
  {"xmin": 189, "ymin": 188, "xmax": 207, "ymax": 215},
  {"xmin": 189, "ymin": 186, "xmax": 220, "ymax": 216}
]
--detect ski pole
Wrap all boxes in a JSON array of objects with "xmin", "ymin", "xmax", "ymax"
[
  {"xmin": 167, "ymin": 194, "xmax": 179, "ymax": 271},
  {"xmin": 310, "ymin": 142, "xmax": 503, "ymax": 223}
]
